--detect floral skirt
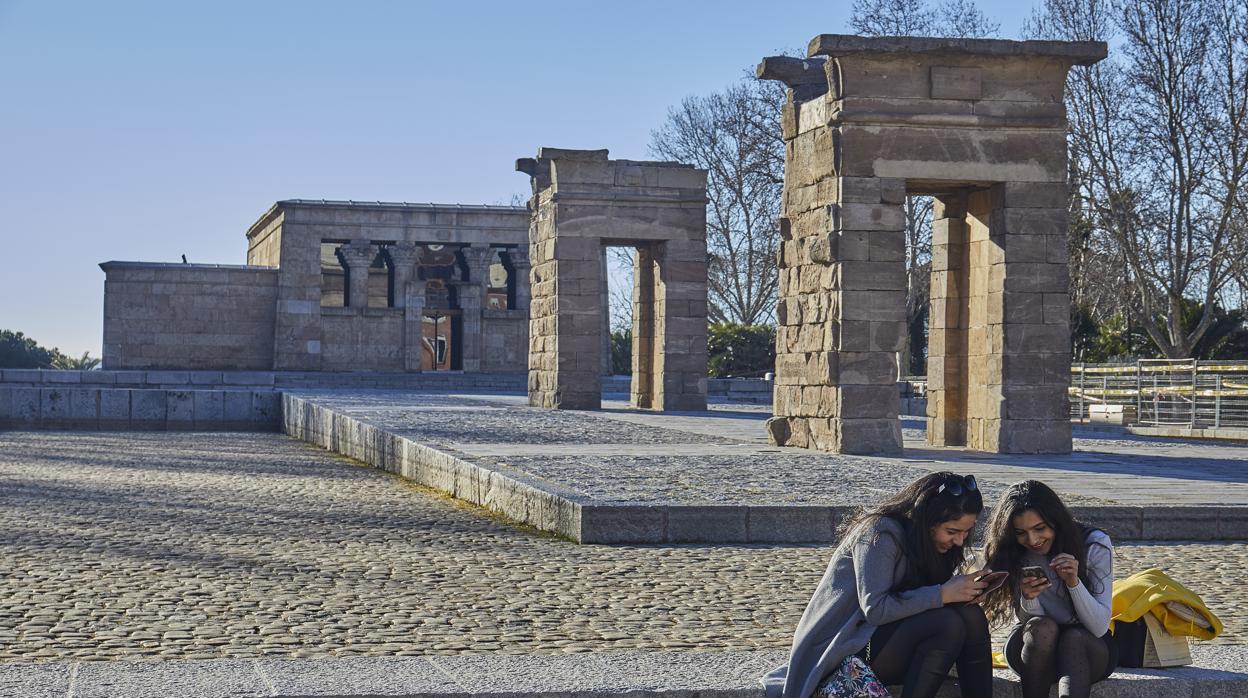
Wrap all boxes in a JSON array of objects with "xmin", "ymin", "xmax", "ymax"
[{"xmin": 813, "ymin": 655, "xmax": 890, "ymax": 698}]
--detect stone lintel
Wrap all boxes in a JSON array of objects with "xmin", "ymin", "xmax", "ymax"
[{"xmin": 807, "ymin": 34, "xmax": 1108, "ymax": 66}]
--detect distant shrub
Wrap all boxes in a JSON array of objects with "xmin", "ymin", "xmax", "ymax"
[{"xmin": 707, "ymin": 323, "xmax": 775, "ymax": 378}]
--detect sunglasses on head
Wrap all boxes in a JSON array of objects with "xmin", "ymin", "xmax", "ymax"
[{"xmin": 936, "ymin": 474, "xmax": 978, "ymax": 497}]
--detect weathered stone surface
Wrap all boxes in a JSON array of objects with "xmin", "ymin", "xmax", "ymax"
[
  {"xmin": 518, "ymin": 148, "xmax": 708, "ymax": 412},
  {"xmin": 102, "ymin": 201, "xmax": 530, "ymax": 376},
  {"xmin": 762, "ymin": 36, "xmax": 1094, "ymax": 455}
]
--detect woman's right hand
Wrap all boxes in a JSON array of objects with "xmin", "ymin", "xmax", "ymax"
[
  {"xmin": 1020, "ymin": 574, "xmax": 1051, "ymax": 600},
  {"xmin": 940, "ymin": 574, "xmax": 987, "ymax": 604}
]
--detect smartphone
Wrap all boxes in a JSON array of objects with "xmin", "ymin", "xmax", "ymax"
[
  {"xmin": 974, "ymin": 570, "xmax": 1009, "ymax": 595},
  {"xmin": 1022, "ymin": 565, "xmax": 1049, "ymax": 583}
]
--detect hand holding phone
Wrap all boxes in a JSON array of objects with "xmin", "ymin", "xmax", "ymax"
[
  {"xmin": 1020, "ymin": 565, "xmax": 1050, "ymax": 599},
  {"xmin": 973, "ymin": 570, "xmax": 1009, "ymax": 596}
]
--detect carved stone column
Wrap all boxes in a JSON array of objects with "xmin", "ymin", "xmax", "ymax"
[
  {"xmin": 457, "ymin": 245, "xmax": 494, "ymax": 373},
  {"xmin": 388, "ymin": 242, "xmax": 425, "ymax": 372},
  {"xmin": 509, "ymin": 246, "xmax": 531, "ymax": 312},
  {"xmin": 339, "ymin": 240, "xmax": 376, "ymax": 309},
  {"xmin": 461, "ymin": 245, "xmax": 493, "ymax": 304},
  {"xmin": 387, "ymin": 241, "xmax": 422, "ymax": 309},
  {"xmin": 458, "ymin": 281, "xmax": 483, "ymax": 371}
]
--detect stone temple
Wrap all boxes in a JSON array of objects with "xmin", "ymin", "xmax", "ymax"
[
  {"xmin": 100, "ymin": 149, "xmax": 712, "ymax": 417},
  {"xmin": 101, "ymin": 200, "xmax": 531, "ymax": 373}
]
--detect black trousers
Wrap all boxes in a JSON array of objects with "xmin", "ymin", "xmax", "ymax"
[
  {"xmin": 1004, "ymin": 621, "xmax": 1118, "ymax": 682},
  {"xmin": 857, "ymin": 605, "xmax": 993, "ymax": 698}
]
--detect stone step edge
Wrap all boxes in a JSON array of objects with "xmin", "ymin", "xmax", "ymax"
[
  {"xmin": 280, "ymin": 395, "xmax": 1248, "ymax": 544},
  {"xmin": 2, "ymin": 648, "xmax": 1244, "ymax": 698}
]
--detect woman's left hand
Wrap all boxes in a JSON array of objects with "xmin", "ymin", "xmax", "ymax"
[{"xmin": 1050, "ymin": 553, "xmax": 1080, "ymax": 588}]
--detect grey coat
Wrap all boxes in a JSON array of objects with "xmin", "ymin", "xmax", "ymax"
[{"xmin": 762, "ymin": 516, "xmax": 944, "ymax": 698}]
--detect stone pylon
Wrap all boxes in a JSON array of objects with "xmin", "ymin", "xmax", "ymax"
[
  {"xmin": 516, "ymin": 148, "xmax": 709, "ymax": 411},
  {"xmin": 759, "ymin": 35, "xmax": 1106, "ymax": 454}
]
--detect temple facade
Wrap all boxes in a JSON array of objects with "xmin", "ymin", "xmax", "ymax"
[{"xmin": 101, "ymin": 199, "xmax": 530, "ymax": 372}]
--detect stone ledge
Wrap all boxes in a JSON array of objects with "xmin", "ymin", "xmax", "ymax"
[{"xmin": 1, "ymin": 647, "xmax": 1243, "ymax": 697}]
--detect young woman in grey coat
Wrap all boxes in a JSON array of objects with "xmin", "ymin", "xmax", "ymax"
[{"xmin": 763, "ymin": 472, "xmax": 995, "ymax": 698}]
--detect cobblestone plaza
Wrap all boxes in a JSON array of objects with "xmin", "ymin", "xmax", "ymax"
[{"xmin": 2, "ymin": 429, "xmax": 1246, "ymax": 667}]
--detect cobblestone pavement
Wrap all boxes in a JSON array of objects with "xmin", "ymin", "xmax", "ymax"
[{"xmin": 0, "ymin": 432, "xmax": 1242, "ymax": 665}]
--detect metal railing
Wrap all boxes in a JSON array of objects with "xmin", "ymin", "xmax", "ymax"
[{"xmin": 1070, "ymin": 360, "xmax": 1248, "ymax": 428}]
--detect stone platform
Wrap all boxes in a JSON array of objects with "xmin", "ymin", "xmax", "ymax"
[
  {"xmin": 283, "ymin": 390, "xmax": 1248, "ymax": 544},
  {"xmin": 4, "ymin": 648, "xmax": 1246, "ymax": 698}
]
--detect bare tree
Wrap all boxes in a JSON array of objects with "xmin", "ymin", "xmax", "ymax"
[
  {"xmin": 1029, "ymin": 0, "xmax": 1248, "ymax": 358},
  {"xmin": 607, "ymin": 247, "xmax": 635, "ymax": 332},
  {"xmin": 851, "ymin": 0, "xmax": 1001, "ymax": 38},
  {"xmin": 650, "ymin": 78, "xmax": 785, "ymax": 325}
]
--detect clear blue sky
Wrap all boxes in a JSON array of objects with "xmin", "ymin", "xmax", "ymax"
[{"xmin": 0, "ymin": 0, "xmax": 1034, "ymax": 357}]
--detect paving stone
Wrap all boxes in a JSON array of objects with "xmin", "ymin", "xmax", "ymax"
[
  {"xmin": 193, "ymin": 391, "xmax": 226, "ymax": 429},
  {"xmin": 10, "ymin": 388, "xmax": 39, "ymax": 425},
  {"xmin": 167, "ymin": 390, "xmax": 195, "ymax": 425},
  {"xmin": 0, "ymin": 662, "xmax": 71, "ymax": 697},
  {"xmin": 72, "ymin": 658, "xmax": 266, "ymax": 697},
  {"xmin": 99, "ymin": 389, "xmax": 132, "ymax": 429},
  {"xmin": 0, "ymin": 387, "xmax": 12, "ymax": 422},
  {"xmin": 258, "ymin": 656, "xmax": 464, "ymax": 696},
  {"xmin": 595, "ymin": 649, "xmax": 787, "ymax": 691},
  {"xmin": 129, "ymin": 390, "xmax": 167, "ymax": 430},
  {"xmin": 428, "ymin": 653, "xmax": 629, "ymax": 694}
]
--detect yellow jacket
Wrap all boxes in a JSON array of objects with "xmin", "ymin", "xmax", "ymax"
[{"xmin": 1111, "ymin": 568, "xmax": 1222, "ymax": 640}]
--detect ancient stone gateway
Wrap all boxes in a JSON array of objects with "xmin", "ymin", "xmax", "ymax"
[
  {"xmin": 759, "ymin": 35, "xmax": 1107, "ymax": 455},
  {"xmin": 516, "ymin": 148, "xmax": 709, "ymax": 411}
]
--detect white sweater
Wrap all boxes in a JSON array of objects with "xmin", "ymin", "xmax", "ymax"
[{"xmin": 1017, "ymin": 529, "xmax": 1114, "ymax": 637}]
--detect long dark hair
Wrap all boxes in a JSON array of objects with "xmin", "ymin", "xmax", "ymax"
[
  {"xmin": 841, "ymin": 471, "xmax": 984, "ymax": 588},
  {"xmin": 981, "ymin": 480, "xmax": 1106, "ymax": 626}
]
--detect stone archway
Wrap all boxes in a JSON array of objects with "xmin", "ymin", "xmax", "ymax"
[
  {"xmin": 516, "ymin": 148, "xmax": 710, "ymax": 411},
  {"xmin": 759, "ymin": 35, "xmax": 1106, "ymax": 455}
]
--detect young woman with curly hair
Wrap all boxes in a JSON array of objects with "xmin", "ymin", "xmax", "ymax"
[{"xmin": 981, "ymin": 480, "xmax": 1116, "ymax": 698}]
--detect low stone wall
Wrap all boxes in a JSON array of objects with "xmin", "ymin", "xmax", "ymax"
[
  {"xmin": 0, "ymin": 369, "xmax": 527, "ymax": 391},
  {"xmin": 0, "ymin": 370, "xmax": 532, "ymax": 432},
  {"xmin": 101, "ymin": 262, "xmax": 279, "ymax": 370},
  {"xmin": 0, "ymin": 386, "xmax": 279, "ymax": 430}
]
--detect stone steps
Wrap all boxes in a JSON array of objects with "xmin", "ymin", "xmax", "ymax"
[{"xmin": 3, "ymin": 648, "xmax": 1243, "ymax": 697}]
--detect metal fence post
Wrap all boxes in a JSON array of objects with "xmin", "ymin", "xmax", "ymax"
[
  {"xmin": 1215, "ymin": 373, "xmax": 1222, "ymax": 429},
  {"xmin": 1192, "ymin": 360, "xmax": 1199, "ymax": 427},
  {"xmin": 1078, "ymin": 363, "xmax": 1085, "ymax": 420}
]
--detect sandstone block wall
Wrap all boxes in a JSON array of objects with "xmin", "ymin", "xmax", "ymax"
[
  {"xmin": 101, "ymin": 262, "xmax": 278, "ymax": 371},
  {"xmin": 759, "ymin": 36, "xmax": 1105, "ymax": 454},
  {"xmin": 244, "ymin": 201, "xmax": 530, "ymax": 373},
  {"xmin": 517, "ymin": 148, "xmax": 709, "ymax": 411},
  {"xmin": 482, "ymin": 311, "xmax": 527, "ymax": 373},
  {"xmin": 318, "ymin": 308, "xmax": 406, "ymax": 371}
]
